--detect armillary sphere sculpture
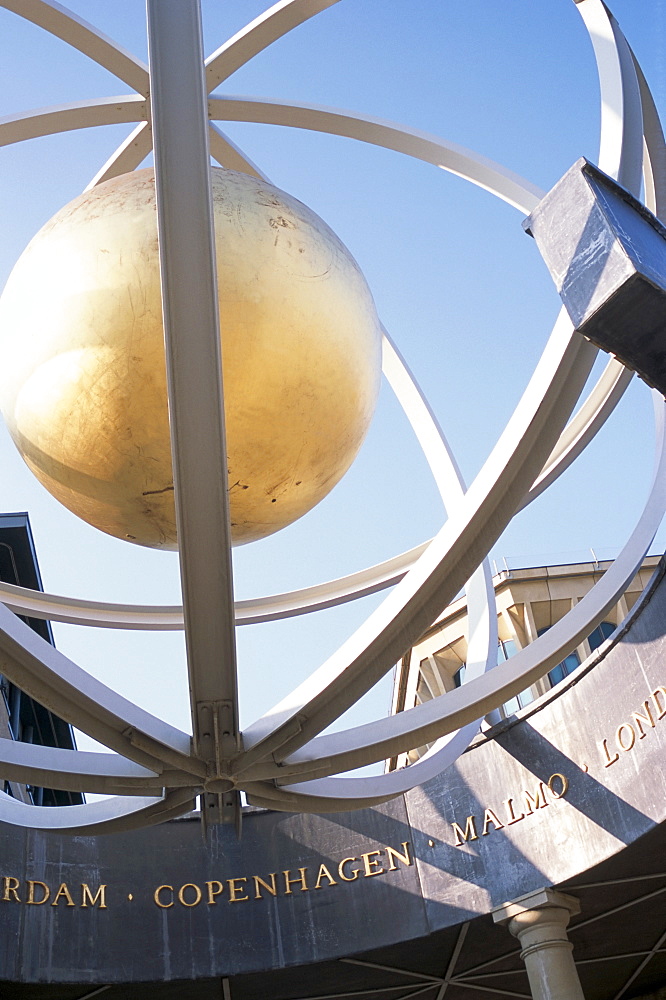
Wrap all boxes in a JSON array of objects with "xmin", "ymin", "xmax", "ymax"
[{"xmin": 0, "ymin": 0, "xmax": 664, "ymax": 835}]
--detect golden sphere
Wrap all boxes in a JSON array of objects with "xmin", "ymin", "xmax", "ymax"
[{"xmin": 0, "ymin": 168, "xmax": 381, "ymax": 547}]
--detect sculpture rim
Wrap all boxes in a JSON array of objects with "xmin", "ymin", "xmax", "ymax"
[{"xmin": 0, "ymin": 0, "xmax": 662, "ymax": 833}]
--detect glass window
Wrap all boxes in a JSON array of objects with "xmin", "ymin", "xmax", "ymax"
[
  {"xmin": 537, "ymin": 627, "xmax": 580, "ymax": 688},
  {"xmin": 588, "ymin": 620, "xmax": 615, "ymax": 651},
  {"xmin": 453, "ymin": 664, "xmax": 466, "ymax": 688},
  {"xmin": 547, "ymin": 653, "xmax": 580, "ymax": 686},
  {"xmin": 503, "ymin": 694, "xmax": 520, "ymax": 716},
  {"xmin": 498, "ymin": 638, "xmax": 517, "ymax": 663},
  {"xmin": 497, "ymin": 639, "xmax": 534, "ymax": 716},
  {"xmin": 518, "ymin": 685, "xmax": 535, "ymax": 708}
]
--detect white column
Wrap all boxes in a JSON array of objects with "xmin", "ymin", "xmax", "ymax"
[
  {"xmin": 146, "ymin": 0, "xmax": 240, "ymax": 827},
  {"xmin": 492, "ymin": 888, "xmax": 585, "ymax": 1000},
  {"xmin": 146, "ymin": 0, "xmax": 239, "ymax": 765}
]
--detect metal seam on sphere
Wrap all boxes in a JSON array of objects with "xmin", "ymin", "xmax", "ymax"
[{"xmin": 0, "ymin": 0, "xmax": 149, "ymax": 95}]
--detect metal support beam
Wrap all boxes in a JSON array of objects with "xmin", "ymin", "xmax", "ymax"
[{"xmin": 146, "ymin": 0, "xmax": 240, "ymax": 823}]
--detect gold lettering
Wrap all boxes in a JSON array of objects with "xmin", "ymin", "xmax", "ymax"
[
  {"xmin": 283, "ymin": 868, "xmax": 309, "ymax": 894},
  {"xmin": 26, "ymin": 880, "xmax": 49, "ymax": 905},
  {"xmin": 523, "ymin": 783, "xmax": 548, "ymax": 815},
  {"xmin": 505, "ymin": 798, "xmax": 524, "ymax": 824},
  {"xmin": 178, "ymin": 883, "xmax": 202, "ymax": 907},
  {"xmin": 338, "ymin": 858, "xmax": 361, "ymax": 881},
  {"xmin": 651, "ymin": 686, "xmax": 666, "ymax": 720},
  {"xmin": 632, "ymin": 701, "xmax": 655, "ymax": 738},
  {"xmin": 51, "ymin": 883, "xmax": 75, "ymax": 907},
  {"xmin": 206, "ymin": 880, "xmax": 224, "ymax": 905},
  {"xmin": 386, "ymin": 842, "xmax": 412, "ymax": 871},
  {"xmin": 452, "ymin": 816, "xmax": 478, "ymax": 846},
  {"xmin": 253, "ymin": 874, "xmax": 277, "ymax": 900},
  {"xmin": 617, "ymin": 723, "xmax": 636, "ymax": 752},
  {"xmin": 81, "ymin": 884, "xmax": 107, "ymax": 909},
  {"xmin": 154, "ymin": 885, "xmax": 174, "ymax": 908},
  {"xmin": 314, "ymin": 864, "xmax": 337, "ymax": 889},
  {"xmin": 547, "ymin": 773, "xmax": 569, "ymax": 799},
  {"xmin": 481, "ymin": 808, "xmax": 504, "ymax": 836},
  {"xmin": 361, "ymin": 850, "xmax": 385, "ymax": 877},
  {"xmin": 227, "ymin": 878, "xmax": 248, "ymax": 903},
  {"xmin": 600, "ymin": 738, "xmax": 619, "ymax": 767},
  {"xmin": 2, "ymin": 877, "xmax": 20, "ymax": 903}
]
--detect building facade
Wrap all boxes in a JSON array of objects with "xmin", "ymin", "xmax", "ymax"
[
  {"xmin": 389, "ymin": 555, "xmax": 660, "ymax": 769},
  {"xmin": 0, "ymin": 512, "xmax": 81, "ymax": 807}
]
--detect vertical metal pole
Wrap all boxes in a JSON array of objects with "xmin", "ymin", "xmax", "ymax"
[{"xmin": 146, "ymin": 0, "xmax": 240, "ymax": 825}]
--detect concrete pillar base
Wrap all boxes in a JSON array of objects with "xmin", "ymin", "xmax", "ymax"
[{"xmin": 492, "ymin": 888, "xmax": 584, "ymax": 1000}]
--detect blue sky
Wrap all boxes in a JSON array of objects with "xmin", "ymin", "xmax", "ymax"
[{"xmin": 0, "ymin": 0, "xmax": 664, "ymax": 749}]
